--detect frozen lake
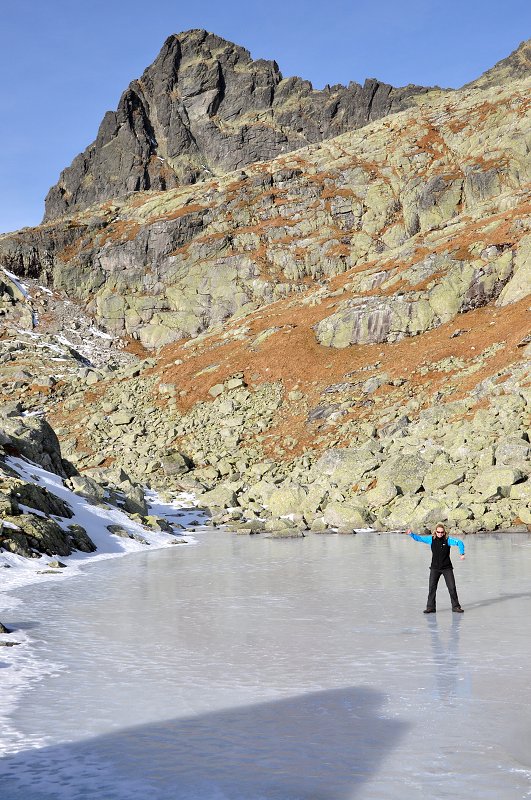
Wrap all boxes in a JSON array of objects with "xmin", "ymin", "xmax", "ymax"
[{"xmin": 1, "ymin": 529, "xmax": 531, "ymax": 799}]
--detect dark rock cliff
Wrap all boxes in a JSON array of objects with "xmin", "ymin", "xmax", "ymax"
[{"xmin": 43, "ymin": 29, "xmax": 432, "ymax": 221}]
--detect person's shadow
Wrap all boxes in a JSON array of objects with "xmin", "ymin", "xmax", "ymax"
[
  {"xmin": 0, "ymin": 686, "xmax": 408, "ymax": 799},
  {"xmin": 465, "ymin": 591, "xmax": 531, "ymax": 610}
]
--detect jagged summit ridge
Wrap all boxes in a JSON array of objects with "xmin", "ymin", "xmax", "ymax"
[{"xmin": 43, "ymin": 28, "xmax": 431, "ymax": 221}]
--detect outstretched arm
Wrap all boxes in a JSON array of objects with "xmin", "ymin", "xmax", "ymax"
[{"xmin": 403, "ymin": 529, "xmax": 432, "ymax": 545}]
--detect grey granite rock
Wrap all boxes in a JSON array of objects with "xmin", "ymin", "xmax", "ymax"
[{"xmin": 0, "ymin": 411, "xmax": 67, "ymax": 477}]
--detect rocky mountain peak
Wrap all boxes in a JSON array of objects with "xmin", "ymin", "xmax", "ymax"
[
  {"xmin": 43, "ymin": 29, "xmax": 432, "ymax": 222},
  {"xmin": 467, "ymin": 38, "xmax": 531, "ymax": 88}
]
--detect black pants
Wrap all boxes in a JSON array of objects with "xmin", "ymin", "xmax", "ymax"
[{"xmin": 427, "ymin": 568, "xmax": 461, "ymax": 610}]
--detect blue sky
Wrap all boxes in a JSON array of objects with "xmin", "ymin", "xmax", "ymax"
[{"xmin": 1, "ymin": 0, "xmax": 529, "ymax": 233}]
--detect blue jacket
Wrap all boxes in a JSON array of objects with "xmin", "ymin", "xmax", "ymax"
[{"xmin": 409, "ymin": 532, "xmax": 465, "ymax": 556}]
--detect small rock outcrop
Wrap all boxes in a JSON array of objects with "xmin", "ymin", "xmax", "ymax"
[{"xmin": 1, "ymin": 406, "xmax": 70, "ymax": 477}]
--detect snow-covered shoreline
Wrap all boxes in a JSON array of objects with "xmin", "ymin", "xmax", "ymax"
[
  {"xmin": 0, "ymin": 455, "xmax": 208, "ymax": 751},
  {"xmin": 1, "ymin": 456, "xmax": 206, "ymax": 600}
]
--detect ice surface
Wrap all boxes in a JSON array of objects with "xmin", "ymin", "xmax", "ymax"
[{"xmin": 1, "ymin": 530, "xmax": 531, "ymax": 799}]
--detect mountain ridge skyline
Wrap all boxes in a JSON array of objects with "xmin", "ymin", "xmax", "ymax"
[
  {"xmin": 27, "ymin": 30, "xmax": 531, "ymax": 225},
  {"xmin": 1, "ymin": 2, "xmax": 529, "ymax": 231}
]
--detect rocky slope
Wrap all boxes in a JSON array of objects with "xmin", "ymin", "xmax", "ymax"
[
  {"xmin": 1, "ymin": 251, "xmax": 529, "ymax": 539},
  {"xmin": 1, "ymin": 35, "xmax": 530, "ymax": 547}
]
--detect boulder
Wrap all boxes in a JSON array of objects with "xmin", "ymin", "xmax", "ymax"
[
  {"xmin": 143, "ymin": 515, "xmax": 175, "ymax": 532},
  {"xmin": 0, "ymin": 413, "xmax": 66, "ymax": 476},
  {"xmin": 267, "ymin": 486, "xmax": 308, "ymax": 517},
  {"xmin": 494, "ymin": 437, "xmax": 531, "ymax": 472},
  {"xmin": 310, "ymin": 517, "xmax": 329, "ymax": 533},
  {"xmin": 364, "ymin": 479, "xmax": 398, "ymax": 507},
  {"xmin": 161, "ymin": 451, "xmax": 193, "ymax": 476},
  {"xmin": 473, "ymin": 467, "xmax": 524, "ymax": 498},
  {"xmin": 314, "ymin": 448, "xmax": 379, "ymax": 488},
  {"xmin": 378, "ymin": 454, "xmax": 428, "ymax": 495},
  {"xmin": 314, "ymin": 296, "xmax": 436, "ymax": 348},
  {"xmin": 322, "ymin": 502, "xmax": 371, "ymax": 529},
  {"xmin": 68, "ymin": 475, "xmax": 106, "ymax": 501},
  {"xmin": 476, "ymin": 509, "xmax": 505, "ymax": 531},
  {"xmin": 245, "ymin": 480, "xmax": 278, "ymax": 505},
  {"xmin": 406, "ymin": 495, "xmax": 469, "ymax": 530},
  {"xmin": 516, "ymin": 507, "xmax": 531, "ymax": 525},
  {"xmin": 423, "ymin": 465, "xmax": 465, "ymax": 491},
  {"xmin": 11, "ymin": 483, "xmax": 73, "ymax": 518},
  {"xmin": 509, "ymin": 481, "xmax": 531, "ymax": 502},
  {"xmin": 208, "ymin": 384, "xmax": 224, "ymax": 398},
  {"xmin": 200, "ymin": 484, "xmax": 239, "ymax": 509},
  {"xmin": 85, "ymin": 371, "xmax": 101, "ymax": 386},
  {"xmin": 264, "ymin": 529, "xmax": 306, "ymax": 538},
  {"xmin": 107, "ymin": 524, "xmax": 148, "ymax": 544},
  {"xmin": 248, "ymin": 462, "xmax": 275, "ymax": 480},
  {"xmin": 264, "ymin": 517, "xmax": 297, "ymax": 532},
  {"xmin": 226, "ymin": 377, "xmax": 246, "ymax": 391},
  {"xmin": 107, "ymin": 524, "xmax": 130, "ymax": 538},
  {"xmin": 303, "ymin": 486, "xmax": 330, "ymax": 515},
  {"xmin": 67, "ymin": 524, "xmax": 97, "ymax": 552},
  {"xmin": 380, "ymin": 495, "xmax": 422, "ymax": 530},
  {"xmin": 122, "ymin": 485, "xmax": 149, "ymax": 517},
  {"xmin": 4, "ymin": 513, "xmax": 77, "ymax": 557},
  {"xmin": 459, "ymin": 519, "xmax": 483, "ymax": 534},
  {"xmin": 109, "ymin": 412, "xmax": 135, "ymax": 426}
]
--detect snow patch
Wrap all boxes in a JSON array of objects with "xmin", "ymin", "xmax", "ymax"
[
  {"xmin": 0, "ymin": 456, "xmax": 205, "ymax": 598},
  {"xmin": 2, "ymin": 269, "xmax": 30, "ymax": 298},
  {"xmin": 88, "ymin": 326, "xmax": 112, "ymax": 340}
]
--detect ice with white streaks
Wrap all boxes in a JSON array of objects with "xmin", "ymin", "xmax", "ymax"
[{"xmin": 1, "ymin": 529, "xmax": 531, "ymax": 799}]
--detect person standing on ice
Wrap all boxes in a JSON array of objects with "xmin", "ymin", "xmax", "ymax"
[{"xmin": 404, "ymin": 524, "xmax": 465, "ymax": 614}]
